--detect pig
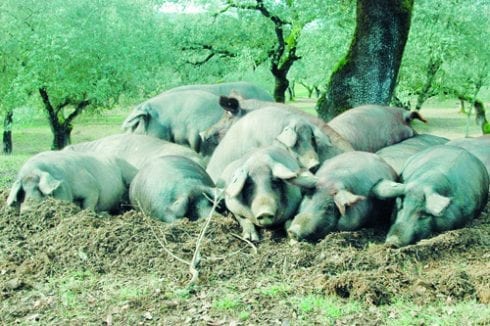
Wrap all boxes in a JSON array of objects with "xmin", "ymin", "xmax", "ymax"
[
  {"xmin": 376, "ymin": 134, "xmax": 449, "ymax": 174},
  {"xmin": 287, "ymin": 151, "xmax": 397, "ymax": 242},
  {"xmin": 446, "ymin": 135, "xmax": 490, "ymax": 180},
  {"xmin": 221, "ymin": 145, "xmax": 317, "ymax": 241},
  {"xmin": 122, "ymin": 90, "xmax": 226, "ymax": 156},
  {"xmin": 206, "ymin": 107, "xmax": 346, "ymax": 182},
  {"xmin": 129, "ymin": 156, "xmax": 216, "ymax": 222},
  {"xmin": 200, "ymin": 96, "xmax": 353, "ymax": 154},
  {"xmin": 7, "ymin": 151, "xmax": 137, "ymax": 213},
  {"xmin": 373, "ymin": 145, "xmax": 489, "ymax": 247},
  {"xmin": 328, "ymin": 105, "xmax": 427, "ymax": 152},
  {"xmin": 65, "ymin": 133, "xmax": 205, "ymax": 169},
  {"xmin": 167, "ymin": 81, "xmax": 274, "ymax": 102}
]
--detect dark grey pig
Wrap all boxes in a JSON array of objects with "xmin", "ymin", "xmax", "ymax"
[
  {"xmin": 447, "ymin": 135, "xmax": 490, "ymax": 180},
  {"xmin": 373, "ymin": 145, "xmax": 489, "ymax": 247},
  {"xmin": 328, "ymin": 105, "xmax": 427, "ymax": 152},
  {"xmin": 167, "ymin": 81, "xmax": 274, "ymax": 101},
  {"xmin": 7, "ymin": 151, "xmax": 137, "ymax": 213},
  {"xmin": 200, "ymin": 96, "xmax": 353, "ymax": 153},
  {"xmin": 221, "ymin": 145, "xmax": 317, "ymax": 241},
  {"xmin": 376, "ymin": 134, "xmax": 449, "ymax": 174},
  {"xmin": 206, "ymin": 107, "xmax": 345, "ymax": 181},
  {"xmin": 129, "ymin": 156, "xmax": 216, "ymax": 222},
  {"xmin": 122, "ymin": 90, "xmax": 224, "ymax": 155},
  {"xmin": 65, "ymin": 133, "xmax": 205, "ymax": 169},
  {"xmin": 287, "ymin": 151, "xmax": 397, "ymax": 242}
]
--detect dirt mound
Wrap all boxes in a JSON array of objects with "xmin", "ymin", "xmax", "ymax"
[{"xmin": 1, "ymin": 192, "xmax": 489, "ymax": 323}]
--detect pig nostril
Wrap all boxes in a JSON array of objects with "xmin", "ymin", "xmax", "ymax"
[
  {"xmin": 257, "ymin": 213, "xmax": 273, "ymax": 220},
  {"xmin": 287, "ymin": 230, "xmax": 298, "ymax": 240},
  {"xmin": 385, "ymin": 236, "xmax": 402, "ymax": 248}
]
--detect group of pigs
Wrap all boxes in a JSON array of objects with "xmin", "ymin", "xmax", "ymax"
[{"xmin": 6, "ymin": 82, "xmax": 490, "ymax": 248}]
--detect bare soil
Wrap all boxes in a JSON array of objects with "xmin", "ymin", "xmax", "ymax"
[{"xmin": 1, "ymin": 188, "xmax": 489, "ymax": 324}]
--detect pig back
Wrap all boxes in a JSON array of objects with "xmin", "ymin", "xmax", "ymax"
[
  {"xmin": 329, "ymin": 105, "xmax": 422, "ymax": 152},
  {"xmin": 376, "ymin": 134, "xmax": 449, "ymax": 174}
]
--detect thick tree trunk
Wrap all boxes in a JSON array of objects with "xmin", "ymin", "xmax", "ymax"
[
  {"xmin": 3, "ymin": 110, "xmax": 13, "ymax": 154},
  {"xmin": 317, "ymin": 0, "xmax": 414, "ymax": 120}
]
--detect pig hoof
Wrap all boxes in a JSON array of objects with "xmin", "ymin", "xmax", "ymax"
[{"xmin": 242, "ymin": 230, "xmax": 259, "ymax": 242}]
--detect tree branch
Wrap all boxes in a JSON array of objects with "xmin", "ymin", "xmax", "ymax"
[
  {"xmin": 65, "ymin": 99, "xmax": 90, "ymax": 125},
  {"xmin": 182, "ymin": 44, "xmax": 237, "ymax": 66}
]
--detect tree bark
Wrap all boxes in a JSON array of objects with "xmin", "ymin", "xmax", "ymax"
[
  {"xmin": 3, "ymin": 110, "xmax": 13, "ymax": 154},
  {"xmin": 317, "ymin": 0, "xmax": 414, "ymax": 120},
  {"xmin": 39, "ymin": 87, "xmax": 89, "ymax": 150},
  {"xmin": 415, "ymin": 57, "xmax": 442, "ymax": 110}
]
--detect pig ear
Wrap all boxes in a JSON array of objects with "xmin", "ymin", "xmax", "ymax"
[
  {"xmin": 424, "ymin": 191, "xmax": 451, "ymax": 216},
  {"xmin": 270, "ymin": 162, "xmax": 298, "ymax": 180},
  {"xmin": 276, "ymin": 126, "xmax": 297, "ymax": 148},
  {"xmin": 6, "ymin": 180, "xmax": 22, "ymax": 206},
  {"xmin": 312, "ymin": 127, "xmax": 333, "ymax": 146},
  {"xmin": 371, "ymin": 179, "xmax": 405, "ymax": 199},
  {"xmin": 38, "ymin": 172, "xmax": 62, "ymax": 195},
  {"xmin": 122, "ymin": 103, "xmax": 151, "ymax": 132},
  {"xmin": 404, "ymin": 111, "xmax": 427, "ymax": 123},
  {"xmin": 226, "ymin": 168, "xmax": 248, "ymax": 197},
  {"xmin": 289, "ymin": 170, "xmax": 318, "ymax": 189},
  {"xmin": 333, "ymin": 189, "xmax": 366, "ymax": 216},
  {"xmin": 219, "ymin": 96, "xmax": 241, "ymax": 115}
]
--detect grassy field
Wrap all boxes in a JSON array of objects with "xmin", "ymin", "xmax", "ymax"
[{"xmin": 1, "ymin": 100, "xmax": 489, "ymax": 324}]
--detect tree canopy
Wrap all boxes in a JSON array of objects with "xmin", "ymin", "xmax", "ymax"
[{"xmin": 1, "ymin": 0, "xmax": 489, "ymax": 151}]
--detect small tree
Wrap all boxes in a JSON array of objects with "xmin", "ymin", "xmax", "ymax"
[{"xmin": 1, "ymin": 0, "xmax": 169, "ymax": 149}]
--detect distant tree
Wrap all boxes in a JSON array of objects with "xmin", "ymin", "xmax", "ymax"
[
  {"xmin": 396, "ymin": 0, "xmax": 489, "ymax": 112},
  {"xmin": 290, "ymin": 7, "xmax": 355, "ymax": 99},
  {"xmin": 317, "ymin": 0, "xmax": 414, "ymax": 120},
  {"xmin": 0, "ymin": 0, "xmax": 169, "ymax": 149}
]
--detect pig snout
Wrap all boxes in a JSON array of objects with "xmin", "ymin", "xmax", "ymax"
[
  {"xmin": 251, "ymin": 195, "xmax": 277, "ymax": 226},
  {"xmin": 287, "ymin": 223, "xmax": 302, "ymax": 241},
  {"xmin": 286, "ymin": 213, "xmax": 313, "ymax": 241},
  {"xmin": 20, "ymin": 200, "xmax": 36, "ymax": 214},
  {"xmin": 299, "ymin": 152, "xmax": 320, "ymax": 171},
  {"xmin": 385, "ymin": 235, "xmax": 403, "ymax": 248}
]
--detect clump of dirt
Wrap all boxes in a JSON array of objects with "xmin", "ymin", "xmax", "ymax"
[{"xmin": 1, "ymin": 192, "xmax": 489, "ymax": 323}]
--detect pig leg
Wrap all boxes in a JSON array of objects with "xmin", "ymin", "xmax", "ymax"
[
  {"xmin": 81, "ymin": 192, "xmax": 99, "ymax": 211},
  {"xmin": 188, "ymin": 132, "xmax": 201, "ymax": 153},
  {"xmin": 234, "ymin": 215, "xmax": 259, "ymax": 242}
]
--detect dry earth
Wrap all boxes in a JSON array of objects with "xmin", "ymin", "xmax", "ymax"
[{"xmin": 1, "ymin": 187, "xmax": 489, "ymax": 325}]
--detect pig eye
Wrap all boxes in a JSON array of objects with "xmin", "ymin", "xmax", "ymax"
[
  {"xmin": 310, "ymin": 134, "xmax": 318, "ymax": 150},
  {"xmin": 271, "ymin": 179, "xmax": 283, "ymax": 190},
  {"xmin": 241, "ymin": 179, "xmax": 254, "ymax": 204}
]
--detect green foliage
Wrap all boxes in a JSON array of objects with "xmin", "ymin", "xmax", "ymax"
[
  {"xmin": 397, "ymin": 0, "xmax": 490, "ymax": 106},
  {"xmin": 290, "ymin": 6, "xmax": 355, "ymax": 90},
  {"xmin": 0, "ymin": 0, "xmax": 175, "ymax": 119}
]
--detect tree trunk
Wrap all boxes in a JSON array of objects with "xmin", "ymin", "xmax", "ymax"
[
  {"xmin": 273, "ymin": 74, "xmax": 289, "ymax": 103},
  {"xmin": 317, "ymin": 0, "xmax": 414, "ymax": 120},
  {"xmin": 415, "ymin": 57, "xmax": 442, "ymax": 110},
  {"xmin": 3, "ymin": 110, "xmax": 13, "ymax": 154},
  {"xmin": 51, "ymin": 123, "xmax": 73, "ymax": 150},
  {"xmin": 287, "ymin": 80, "xmax": 296, "ymax": 101},
  {"xmin": 39, "ymin": 87, "xmax": 89, "ymax": 150},
  {"xmin": 458, "ymin": 96, "xmax": 466, "ymax": 114},
  {"xmin": 299, "ymin": 81, "xmax": 314, "ymax": 98}
]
